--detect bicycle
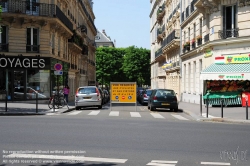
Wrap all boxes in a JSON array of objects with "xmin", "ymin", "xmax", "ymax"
[{"xmin": 48, "ymin": 91, "xmax": 66, "ymax": 109}]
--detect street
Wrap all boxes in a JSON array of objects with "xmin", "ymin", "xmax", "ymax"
[{"xmin": 0, "ymin": 103, "xmax": 249, "ymax": 166}]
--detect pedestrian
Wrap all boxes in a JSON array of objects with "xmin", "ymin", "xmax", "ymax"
[{"xmin": 63, "ymin": 85, "xmax": 70, "ymax": 103}]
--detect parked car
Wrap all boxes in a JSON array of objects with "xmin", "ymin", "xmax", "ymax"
[
  {"xmin": 137, "ymin": 89, "xmax": 144, "ymax": 102},
  {"xmin": 148, "ymin": 89, "xmax": 178, "ymax": 112},
  {"xmin": 98, "ymin": 88, "xmax": 105, "ymax": 105},
  {"xmin": 103, "ymin": 90, "xmax": 110, "ymax": 104},
  {"xmin": 139, "ymin": 89, "xmax": 153, "ymax": 105},
  {"xmin": 75, "ymin": 86, "xmax": 103, "ymax": 110},
  {"xmin": 14, "ymin": 86, "xmax": 47, "ymax": 99}
]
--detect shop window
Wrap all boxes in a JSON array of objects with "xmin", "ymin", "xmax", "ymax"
[
  {"xmin": 27, "ymin": 70, "xmax": 50, "ymax": 99},
  {"xmin": 26, "ymin": 28, "xmax": 39, "ymax": 53}
]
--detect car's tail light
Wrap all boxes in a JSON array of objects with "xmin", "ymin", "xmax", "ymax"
[
  {"xmin": 144, "ymin": 94, "xmax": 147, "ymax": 97},
  {"xmin": 96, "ymin": 88, "xmax": 100, "ymax": 97},
  {"xmin": 153, "ymin": 96, "xmax": 157, "ymax": 100},
  {"xmin": 75, "ymin": 89, "xmax": 79, "ymax": 95}
]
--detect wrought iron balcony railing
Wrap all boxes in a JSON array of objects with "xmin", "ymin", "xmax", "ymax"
[
  {"xmin": 26, "ymin": 45, "xmax": 40, "ymax": 53},
  {"xmin": 155, "ymin": 48, "xmax": 163, "ymax": 59},
  {"xmin": 0, "ymin": 1, "xmax": 73, "ymax": 31},
  {"xmin": 82, "ymin": 45, "xmax": 88, "ymax": 55},
  {"xmin": 68, "ymin": 35, "xmax": 84, "ymax": 48},
  {"xmin": 162, "ymin": 29, "xmax": 180, "ymax": 47},
  {"xmin": 218, "ymin": 28, "xmax": 239, "ymax": 39},
  {"xmin": 0, "ymin": 43, "xmax": 9, "ymax": 52}
]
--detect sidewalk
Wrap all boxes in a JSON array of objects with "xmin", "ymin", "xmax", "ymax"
[
  {"xmin": 179, "ymin": 101, "xmax": 250, "ymax": 124},
  {"xmin": 0, "ymin": 101, "xmax": 75, "ymax": 116}
]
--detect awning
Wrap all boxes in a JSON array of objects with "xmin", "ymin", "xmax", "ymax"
[{"xmin": 200, "ymin": 63, "xmax": 250, "ymax": 80}]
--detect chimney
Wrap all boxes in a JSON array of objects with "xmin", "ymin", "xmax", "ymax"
[{"xmin": 102, "ymin": 29, "xmax": 107, "ymax": 36}]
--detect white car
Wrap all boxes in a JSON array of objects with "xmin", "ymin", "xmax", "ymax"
[{"xmin": 75, "ymin": 86, "xmax": 103, "ymax": 110}]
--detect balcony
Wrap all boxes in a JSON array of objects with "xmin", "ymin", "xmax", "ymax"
[
  {"xmin": 68, "ymin": 34, "xmax": 84, "ymax": 48},
  {"xmin": 218, "ymin": 28, "xmax": 239, "ymax": 39},
  {"xmin": 0, "ymin": 43, "xmax": 9, "ymax": 52},
  {"xmin": 82, "ymin": 44, "xmax": 88, "ymax": 55},
  {"xmin": 162, "ymin": 29, "xmax": 180, "ymax": 52},
  {"xmin": 26, "ymin": 45, "xmax": 40, "ymax": 53},
  {"xmin": 155, "ymin": 48, "xmax": 163, "ymax": 59},
  {"xmin": 0, "ymin": 1, "xmax": 73, "ymax": 31},
  {"xmin": 157, "ymin": 26, "xmax": 165, "ymax": 42}
]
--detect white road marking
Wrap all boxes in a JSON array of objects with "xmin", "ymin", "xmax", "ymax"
[
  {"xmin": 147, "ymin": 160, "xmax": 178, "ymax": 166},
  {"xmin": 202, "ymin": 113, "xmax": 216, "ymax": 118},
  {"xmin": 150, "ymin": 113, "xmax": 165, "ymax": 119},
  {"xmin": 171, "ymin": 114, "xmax": 189, "ymax": 120},
  {"xmin": 46, "ymin": 113, "xmax": 57, "ymax": 116},
  {"xmin": 201, "ymin": 161, "xmax": 230, "ymax": 165},
  {"xmin": 109, "ymin": 111, "xmax": 119, "ymax": 116},
  {"xmin": 68, "ymin": 111, "xmax": 82, "ymax": 115},
  {"xmin": 88, "ymin": 111, "xmax": 100, "ymax": 115},
  {"xmin": 6, "ymin": 153, "xmax": 127, "ymax": 163},
  {"xmin": 130, "ymin": 112, "xmax": 141, "ymax": 117}
]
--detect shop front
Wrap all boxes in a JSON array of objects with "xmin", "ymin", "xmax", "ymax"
[
  {"xmin": 200, "ymin": 54, "xmax": 250, "ymax": 106},
  {"xmin": 0, "ymin": 55, "xmax": 69, "ymax": 101}
]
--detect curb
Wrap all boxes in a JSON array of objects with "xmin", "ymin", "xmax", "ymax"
[{"xmin": 0, "ymin": 112, "xmax": 45, "ymax": 116}]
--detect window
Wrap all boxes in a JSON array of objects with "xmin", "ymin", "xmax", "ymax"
[
  {"xmin": 188, "ymin": 63, "xmax": 191, "ymax": 93},
  {"xmin": 0, "ymin": 26, "xmax": 8, "ymax": 51},
  {"xmin": 199, "ymin": 18, "xmax": 202, "ymax": 36},
  {"xmin": 193, "ymin": 61, "xmax": 196, "ymax": 93},
  {"xmin": 222, "ymin": 5, "xmax": 237, "ymax": 38},
  {"xmin": 26, "ymin": 28, "xmax": 39, "ymax": 52},
  {"xmin": 58, "ymin": 36, "xmax": 61, "ymax": 57}
]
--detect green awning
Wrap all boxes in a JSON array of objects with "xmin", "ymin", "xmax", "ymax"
[
  {"xmin": 200, "ymin": 63, "xmax": 250, "ymax": 80},
  {"xmin": 203, "ymin": 92, "xmax": 241, "ymax": 99}
]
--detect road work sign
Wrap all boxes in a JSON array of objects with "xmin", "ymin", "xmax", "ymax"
[{"xmin": 110, "ymin": 82, "xmax": 136, "ymax": 103}]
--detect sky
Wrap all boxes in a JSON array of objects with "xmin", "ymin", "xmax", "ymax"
[{"xmin": 93, "ymin": 0, "xmax": 151, "ymax": 49}]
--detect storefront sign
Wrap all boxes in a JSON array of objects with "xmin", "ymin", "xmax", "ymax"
[
  {"xmin": 204, "ymin": 48, "xmax": 213, "ymax": 58},
  {"xmin": 0, "ymin": 56, "xmax": 50, "ymax": 69},
  {"xmin": 218, "ymin": 74, "xmax": 244, "ymax": 79},
  {"xmin": 162, "ymin": 61, "xmax": 172, "ymax": 70},
  {"xmin": 110, "ymin": 82, "xmax": 136, "ymax": 103},
  {"xmin": 215, "ymin": 54, "xmax": 250, "ymax": 64}
]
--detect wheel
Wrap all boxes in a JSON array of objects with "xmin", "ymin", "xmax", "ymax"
[
  {"xmin": 48, "ymin": 99, "xmax": 53, "ymax": 109},
  {"xmin": 150, "ymin": 105, "xmax": 155, "ymax": 111},
  {"xmin": 98, "ymin": 105, "xmax": 102, "ymax": 109},
  {"xmin": 148, "ymin": 105, "xmax": 150, "ymax": 110},
  {"xmin": 58, "ymin": 97, "xmax": 65, "ymax": 108},
  {"xmin": 174, "ymin": 107, "xmax": 178, "ymax": 112},
  {"xmin": 75, "ymin": 106, "xmax": 80, "ymax": 110}
]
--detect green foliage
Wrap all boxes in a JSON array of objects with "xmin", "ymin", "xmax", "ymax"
[{"xmin": 96, "ymin": 46, "xmax": 151, "ymax": 88}]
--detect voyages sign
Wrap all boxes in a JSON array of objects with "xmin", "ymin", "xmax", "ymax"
[{"xmin": 0, "ymin": 56, "xmax": 50, "ymax": 69}]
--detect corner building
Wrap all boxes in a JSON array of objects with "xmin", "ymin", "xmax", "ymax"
[{"xmin": 0, "ymin": 0, "xmax": 97, "ymax": 102}]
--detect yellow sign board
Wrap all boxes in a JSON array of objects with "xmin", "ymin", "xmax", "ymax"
[
  {"xmin": 204, "ymin": 48, "xmax": 213, "ymax": 58},
  {"xmin": 225, "ymin": 54, "xmax": 250, "ymax": 64},
  {"xmin": 110, "ymin": 82, "xmax": 136, "ymax": 103}
]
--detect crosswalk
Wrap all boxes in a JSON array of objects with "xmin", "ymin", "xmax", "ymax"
[{"xmin": 46, "ymin": 110, "xmax": 193, "ymax": 121}]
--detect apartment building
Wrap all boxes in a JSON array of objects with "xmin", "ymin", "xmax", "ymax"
[
  {"xmin": 95, "ymin": 29, "xmax": 115, "ymax": 48},
  {"xmin": 181, "ymin": 0, "xmax": 250, "ymax": 104},
  {"xmin": 0, "ymin": 0, "xmax": 97, "ymax": 102},
  {"xmin": 150, "ymin": 0, "xmax": 181, "ymax": 98}
]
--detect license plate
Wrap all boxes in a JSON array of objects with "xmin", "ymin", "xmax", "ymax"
[
  {"xmin": 162, "ymin": 103, "xmax": 169, "ymax": 105},
  {"xmin": 83, "ymin": 97, "xmax": 91, "ymax": 99}
]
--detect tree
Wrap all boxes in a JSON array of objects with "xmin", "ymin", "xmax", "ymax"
[
  {"xmin": 122, "ymin": 46, "xmax": 150, "ymax": 87},
  {"xmin": 95, "ymin": 46, "xmax": 151, "ymax": 88}
]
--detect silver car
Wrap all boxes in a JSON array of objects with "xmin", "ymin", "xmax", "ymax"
[{"xmin": 75, "ymin": 86, "xmax": 103, "ymax": 110}]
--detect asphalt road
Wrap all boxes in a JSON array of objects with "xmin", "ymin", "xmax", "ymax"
[{"xmin": 0, "ymin": 103, "xmax": 249, "ymax": 166}]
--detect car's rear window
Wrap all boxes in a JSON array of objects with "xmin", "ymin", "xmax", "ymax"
[
  {"xmin": 78, "ymin": 88, "xmax": 96, "ymax": 94},
  {"xmin": 156, "ymin": 90, "xmax": 175, "ymax": 96},
  {"xmin": 146, "ymin": 90, "xmax": 152, "ymax": 95}
]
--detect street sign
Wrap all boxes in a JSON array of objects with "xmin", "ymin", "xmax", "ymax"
[
  {"xmin": 54, "ymin": 70, "xmax": 63, "ymax": 75},
  {"xmin": 110, "ymin": 82, "xmax": 136, "ymax": 103},
  {"xmin": 54, "ymin": 63, "xmax": 62, "ymax": 71}
]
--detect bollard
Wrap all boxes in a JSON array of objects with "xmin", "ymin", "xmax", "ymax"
[
  {"xmin": 206, "ymin": 97, "xmax": 209, "ymax": 118},
  {"xmin": 5, "ymin": 90, "xmax": 7, "ymax": 112},
  {"xmin": 53, "ymin": 97, "xmax": 55, "ymax": 112},
  {"xmin": 36, "ymin": 92, "xmax": 38, "ymax": 113},
  {"xmin": 221, "ymin": 99, "xmax": 223, "ymax": 118},
  {"xmin": 200, "ymin": 93, "xmax": 202, "ymax": 116},
  {"xmin": 246, "ymin": 101, "xmax": 248, "ymax": 120}
]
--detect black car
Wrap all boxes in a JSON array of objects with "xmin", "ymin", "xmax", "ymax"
[{"xmin": 148, "ymin": 89, "xmax": 178, "ymax": 112}]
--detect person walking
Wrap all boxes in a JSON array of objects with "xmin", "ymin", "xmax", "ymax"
[{"xmin": 63, "ymin": 85, "xmax": 70, "ymax": 103}]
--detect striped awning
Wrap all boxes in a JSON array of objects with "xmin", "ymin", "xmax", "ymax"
[{"xmin": 200, "ymin": 63, "xmax": 250, "ymax": 80}]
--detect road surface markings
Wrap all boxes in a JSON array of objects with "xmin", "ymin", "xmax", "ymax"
[
  {"xmin": 6, "ymin": 153, "xmax": 127, "ymax": 164},
  {"xmin": 171, "ymin": 114, "xmax": 189, "ymax": 120},
  {"xmin": 146, "ymin": 160, "xmax": 178, "ymax": 166},
  {"xmin": 202, "ymin": 113, "xmax": 216, "ymax": 118},
  {"xmin": 201, "ymin": 161, "xmax": 230, "ymax": 165},
  {"xmin": 130, "ymin": 112, "xmax": 141, "ymax": 117},
  {"xmin": 109, "ymin": 111, "xmax": 119, "ymax": 116},
  {"xmin": 46, "ymin": 113, "xmax": 57, "ymax": 116},
  {"xmin": 68, "ymin": 111, "xmax": 82, "ymax": 115},
  {"xmin": 88, "ymin": 111, "xmax": 100, "ymax": 116},
  {"xmin": 150, "ymin": 113, "xmax": 165, "ymax": 119}
]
